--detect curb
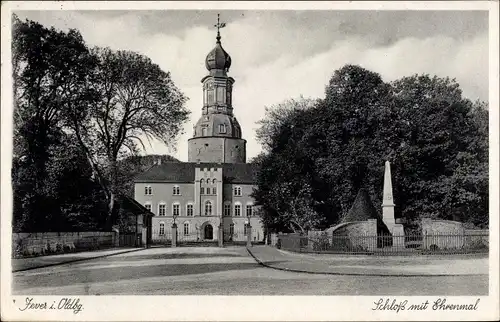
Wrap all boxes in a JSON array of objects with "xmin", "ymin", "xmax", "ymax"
[
  {"xmin": 245, "ymin": 247, "xmax": 487, "ymax": 277},
  {"xmin": 12, "ymin": 248, "xmax": 146, "ymax": 273}
]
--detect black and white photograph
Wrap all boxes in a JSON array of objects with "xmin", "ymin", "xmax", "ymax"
[{"xmin": 1, "ymin": 1, "xmax": 499, "ymax": 321}]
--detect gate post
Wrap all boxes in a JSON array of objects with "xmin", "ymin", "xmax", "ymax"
[
  {"xmin": 246, "ymin": 225, "xmax": 252, "ymax": 247},
  {"xmin": 171, "ymin": 224, "xmax": 177, "ymax": 248},
  {"xmin": 218, "ymin": 223, "xmax": 224, "ymax": 247}
]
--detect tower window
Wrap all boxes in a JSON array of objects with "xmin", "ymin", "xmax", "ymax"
[
  {"xmin": 224, "ymin": 204, "xmax": 231, "ymax": 217},
  {"xmin": 217, "ymin": 87, "xmax": 225, "ymax": 103},
  {"xmin": 208, "ymin": 90, "xmax": 215, "ymax": 104},
  {"xmin": 200, "ymin": 187, "xmax": 205, "ymax": 195},
  {"xmin": 202, "ymin": 127, "xmax": 207, "ymax": 136},
  {"xmin": 219, "ymin": 124, "xmax": 226, "ymax": 134},
  {"xmin": 205, "ymin": 201, "xmax": 212, "ymax": 216}
]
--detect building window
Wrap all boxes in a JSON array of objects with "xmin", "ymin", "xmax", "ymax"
[
  {"xmin": 234, "ymin": 204, "xmax": 241, "ymax": 217},
  {"xmin": 145, "ymin": 186, "xmax": 152, "ymax": 195},
  {"xmin": 186, "ymin": 204, "xmax": 193, "ymax": 217},
  {"xmin": 205, "ymin": 201, "xmax": 212, "ymax": 216},
  {"xmin": 212, "ymin": 187, "xmax": 217, "ymax": 195},
  {"xmin": 200, "ymin": 187, "xmax": 205, "ymax": 195},
  {"xmin": 200, "ymin": 179, "xmax": 204, "ymax": 184},
  {"xmin": 183, "ymin": 223, "xmax": 189, "ymax": 236},
  {"xmin": 158, "ymin": 203, "xmax": 166, "ymax": 216},
  {"xmin": 234, "ymin": 186, "xmax": 242, "ymax": 196},
  {"xmin": 212, "ymin": 178, "xmax": 217, "ymax": 184},
  {"xmin": 246, "ymin": 204, "xmax": 253, "ymax": 217},
  {"xmin": 206, "ymin": 187, "xmax": 211, "ymax": 195},
  {"xmin": 230, "ymin": 223, "xmax": 234, "ymax": 236},
  {"xmin": 224, "ymin": 204, "xmax": 231, "ymax": 217},
  {"xmin": 173, "ymin": 203, "xmax": 180, "ymax": 217},
  {"xmin": 219, "ymin": 124, "xmax": 226, "ymax": 134},
  {"xmin": 173, "ymin": 186, "xmax": 180, "ymax": 195},
  {"xmin": 144, "ymin": 203, "xmax": 151, "ymax": 212},
  {"xmin": 159, "ymin": 223, "xmax": 165, "ymax": 235}
]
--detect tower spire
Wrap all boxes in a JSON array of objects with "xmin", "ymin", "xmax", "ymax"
[{"xmin": 214, "ymin": 13, "xmax": 226, "ymax": 43}]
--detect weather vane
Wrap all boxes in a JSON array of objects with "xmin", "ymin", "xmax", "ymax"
[{"xmin": 214, "ymin": 13, "xmax": 226, "ymax": 42}]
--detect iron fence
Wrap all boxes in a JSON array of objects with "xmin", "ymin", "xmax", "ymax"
[
  {"xmin": 276, "ymin": 232, "xmax": 489, "ymax": 255},
  {"xmin": 150, "ymin": 228, "xmax": 263, "ymax": 246}
]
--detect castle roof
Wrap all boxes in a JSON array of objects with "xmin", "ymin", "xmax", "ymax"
[{"xmin": 134, "ymin": 162, "xmax": 257, "ymax": 184}]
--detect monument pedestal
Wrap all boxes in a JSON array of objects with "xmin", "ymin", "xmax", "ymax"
[{"xmin": 391, "ymin": 224, "xmax": 405, "ymax": 248}]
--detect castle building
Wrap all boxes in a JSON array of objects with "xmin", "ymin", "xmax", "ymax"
[{"xmin": 134, "ymin": 24, "xmax": 264, "ymax": 244}]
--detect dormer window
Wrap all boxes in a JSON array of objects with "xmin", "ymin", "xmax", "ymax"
[
  {"xmin": 173, "ymin": 185, "xmax": 180, "ymax": 195},
  {"xmin": 145, "ymin": 186, "xmax": 152, "ymax": 195},
  {"xmin": 219, "ymin": 124, "xmax": 227, "ymax": 134},
  {"xmin": 234, "ymin": 186, "xmax": 242, "ymax": 196}
]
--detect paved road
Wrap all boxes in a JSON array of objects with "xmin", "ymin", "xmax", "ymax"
[{"xmin": 12, "ymin": 247, "xmax": 488, "ymax": 295}]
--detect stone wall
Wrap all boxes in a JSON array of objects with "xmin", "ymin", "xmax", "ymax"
[
  {"xmin": 421, "ymin": 219, "xmax": 465, "ymax": 250},
  {"xmin": 12, "ymin": 232, "xmax": 115, "ymax": 258},
  {"xmin": 324, "ymin": 219, "xmax": 378, "ymax": 251},
  {"xmin": 464, "ymin": 229, "xmax": 489, "ymax": 249},
  {"xmin": 421, "ymin": 218, "xmax": 465, "ymax": 235}
]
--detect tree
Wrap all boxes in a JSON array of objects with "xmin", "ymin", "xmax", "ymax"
[
  {"xmin": 252, "ymin": 65, "xmax": 489, "ymax": 232},
  {"xmin": 255, "ymin": 96, "xmax": 318, "ymax": 152},
  {"xmin": 11, "ymin": 15, "xmax": 97, "ymax": 231},
  {"xmin": 387, "ymin": 75, "xmax": 488, "ymax": 227},
  {"xmin": 65, "ymin": 47, "xmax": 189, "ymax": 228}
]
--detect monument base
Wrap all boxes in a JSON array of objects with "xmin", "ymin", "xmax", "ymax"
[{"xmin": 391, "ymin": 224, "xmax": 405, "ymax": 248}]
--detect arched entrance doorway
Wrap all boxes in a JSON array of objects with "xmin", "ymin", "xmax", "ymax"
[{"xmin": 204, "ymin": 224, "xmax": 214, "ymax": 240}]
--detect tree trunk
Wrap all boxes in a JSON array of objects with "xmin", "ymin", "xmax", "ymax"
[
  {"xmin": 106, "ymin": 191, "xmax": 116, "ymax": 230},
  {"xmin": 105, "ymin": 159, "xmax": 119, "ymax": 230}
]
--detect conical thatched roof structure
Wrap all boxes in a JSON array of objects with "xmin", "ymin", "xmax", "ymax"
[{"xmin": 342, "ymin": 188, "xmax": 390, "ymax": 235}]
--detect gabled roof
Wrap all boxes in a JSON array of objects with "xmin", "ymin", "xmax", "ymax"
[
  {"xmin": 134, "ymin": 162, "xmax": 257, "ymax": 184},
  {"xmin": 118, "ymin": 195, "xmax": 154, "ymax": 216}
]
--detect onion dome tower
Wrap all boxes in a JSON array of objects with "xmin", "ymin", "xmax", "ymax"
[{"xmin": 188, "ymin": 14, "xmax": 246, "ymax": 163}]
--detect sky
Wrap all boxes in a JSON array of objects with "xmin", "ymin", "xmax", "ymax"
[{"xmin": 14, "ymin": 10, "xmax": 489, "ymax": 162}]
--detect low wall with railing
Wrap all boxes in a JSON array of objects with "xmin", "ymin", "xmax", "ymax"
[
  {"xmin": 12, "ymin": 232, "xmax": 116, "ymax": 258},
  {"xmin": 276, "ymin": 231, "xmax": 489, "ymax": 255}
]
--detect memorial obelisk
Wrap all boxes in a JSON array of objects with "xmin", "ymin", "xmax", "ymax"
[
  {"xmin": 382, "ymin": 160, "xmax": 396, "ymax": 231},
  {"xmin": 382, "ymin": 160, "xmax": 405, "ymax": 247}
]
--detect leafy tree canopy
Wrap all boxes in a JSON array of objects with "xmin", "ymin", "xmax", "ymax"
[{"xmin": 253, "ymin": 65, "xmax": 488, "ymax": 233}]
